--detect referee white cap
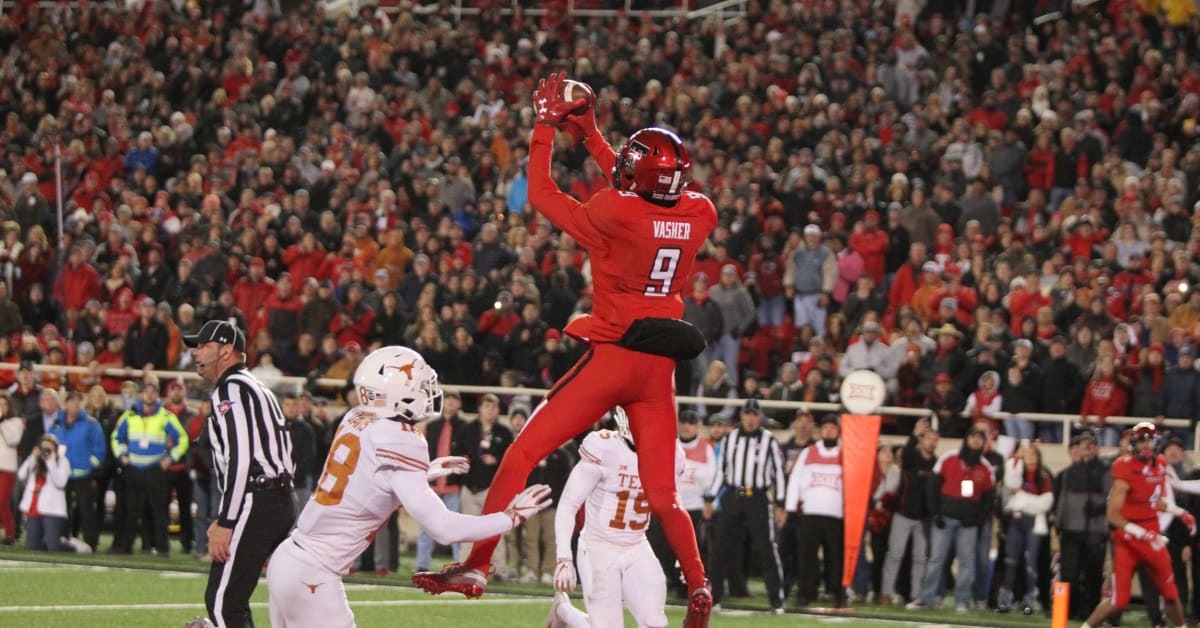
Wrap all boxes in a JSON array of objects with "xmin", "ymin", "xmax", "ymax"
[{"xmin": 184, "ymin": 320, "xmax": 246, "ymax": 352}]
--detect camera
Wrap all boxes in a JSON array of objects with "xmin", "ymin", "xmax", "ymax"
[
  {"xmin": 494, "ymin": 301, "xmax": 503, "ymax": 310},
  {"xmin": 39, "ymin": 446, "xmax": 53, "ymax": 457}
]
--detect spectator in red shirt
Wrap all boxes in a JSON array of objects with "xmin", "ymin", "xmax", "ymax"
[
  {"xmin": 233, "ymin": 258, "xmax": 276, "ymax": 321},
  {"xmin": 477, "ymin": 291, "xmax": 520, "ymax": 353},
  {"xmin": 53, "ymin": 246, "xmax": 101, "ymax": 315},
  {"xmin": 282, "ymin": 233, "xmax": 325, "ymax": 285},
  {"xmin": 1079, "ymin": 355, "xmax": 1129, "ymax": 446},
  {"xmin": 849, "ymin": 209, "xmax": 889, "ymax": 284}
]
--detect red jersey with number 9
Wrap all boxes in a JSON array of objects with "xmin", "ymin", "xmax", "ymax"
[
  {"xmin": 1111, "ymin": 453, "xmax": 1167, "ymax": 531},
  {"xmin": 526, "ymin": 124, "xmax": 718, "ymax": 344}
]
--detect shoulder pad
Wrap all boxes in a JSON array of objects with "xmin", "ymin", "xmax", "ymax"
[
  {"xmin": 579, "ymin": 430, "xmax": 621, "ymax": 465},
  {"xmin": 369, "ymin": 421, "xmax": 430, "ymax": 473}
]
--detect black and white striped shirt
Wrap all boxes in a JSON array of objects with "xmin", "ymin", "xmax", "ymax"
[
  {"xmin": 207, "ymin": 364, "xmax": 294, "ymax": 527},
  {"xmin": 707, "ymin": 427, "xmax": 787, "ymax": 507}
]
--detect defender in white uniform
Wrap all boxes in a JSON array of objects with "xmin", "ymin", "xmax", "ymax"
[
  {"xmin": 549, "ymin": 408, "xmax": 685, "ymax": 628},
  {"xmin": 266, "ymin": 346, "xmax": 552, "ymax": 628}
]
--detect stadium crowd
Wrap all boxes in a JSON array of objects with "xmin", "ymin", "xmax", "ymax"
[{"xmin": 0, "ymin": 0, "xmax": 1199, "ymax": 620}]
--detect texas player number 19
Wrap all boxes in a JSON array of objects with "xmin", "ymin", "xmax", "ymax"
[{"xmin": 643, "ymin": 247, "xmax": 682, "ymax": 297}]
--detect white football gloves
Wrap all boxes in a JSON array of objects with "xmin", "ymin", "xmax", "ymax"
[
  {"xmin": 504, "ymin": 484, "xmax": 553, "ymax": 528},
  {"xmin": 554, "ymin": 558, "xmax": 577, "ymax": 593},
  {"xmin": 426, "ymin": 456, "xmax": 470, "ymax": 481}
]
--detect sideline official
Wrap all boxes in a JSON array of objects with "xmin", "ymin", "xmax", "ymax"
[
  {"xmin": 187, "ymin": 320, "xmax": 294, "ymax": 628},
  {"xmin": 705, "ymin": 399, "xmax": 787, "ymax": 612}
]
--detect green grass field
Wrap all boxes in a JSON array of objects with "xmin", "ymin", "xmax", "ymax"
[{"xmin": 0, "ymin": 544, "xmax": 1165, "ymax": 627}]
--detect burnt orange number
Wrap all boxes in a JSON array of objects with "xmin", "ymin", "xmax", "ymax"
[
  {"xmin": 314, "ymin": 432, "xmax": 361, "ymax": 506},
  {"xmin": 607, "ymin": 490, "xmax": 652, "ymax": 530}
]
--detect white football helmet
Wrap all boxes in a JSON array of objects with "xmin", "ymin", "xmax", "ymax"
[
  {"xmin": 611, "ymin": 406, "xmax": 636, "ymax": 450},
  {"xmin": 353, "ymin": 346, "xmax": 443, "ymax": 422}
]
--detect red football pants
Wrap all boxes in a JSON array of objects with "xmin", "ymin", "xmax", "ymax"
[
  {"xmin": 1109, "ymin": 528, "xmax": 1178, "ymax": 609},
  {"xmin": 464, "ymin": 342, "xmax": 706, "ymax": 589},
  {"xmin": 0, "ymin": 471, "xmax": 13, "ymax": 538}
]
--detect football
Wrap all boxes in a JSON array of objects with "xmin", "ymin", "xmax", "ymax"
[{"xmin": 562, "ymin": 79, "xmax": 595, "ymax": 110}]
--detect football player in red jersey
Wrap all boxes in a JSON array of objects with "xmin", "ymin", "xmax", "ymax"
[
  {"xmin": 414, "ymin": 72, "xmax": 718, "ymax": 627},
  {"xmin": 1081, "ymin": 422, "xmax": 1195, "ymax": 628}
]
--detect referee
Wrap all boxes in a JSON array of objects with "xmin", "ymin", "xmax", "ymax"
[
  {"xmin": 186, "ymin": 320, "xmax": 295, "ymax": 628},
  {"xmin": 704, "ymin": 398, "xmax": 787, "ymax": 612}
]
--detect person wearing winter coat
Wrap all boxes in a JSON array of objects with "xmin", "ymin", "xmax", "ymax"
[
  {"xmin": 1080, "ymin": 356, "xmax": 1129, "ymax": 447},
  {"xmin": 707, "ymin": 265, "xmax": 756, "ymax": 386},
  {"xmin": 47, "ymin": 392, "xmax": 106, "ymax": 551},
  {"xmin": 997, "ymin": 443, "xmax": 1055, "ymax": 613},
  {"xmin": 18, "ymin": 433, "xmax": 71, "ymax": 551},
  {"xmin": 0, "ymin": 396, "xmax": 22, "ymax": 544}
]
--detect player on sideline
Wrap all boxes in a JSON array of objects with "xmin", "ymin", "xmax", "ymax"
[
  {"xmin": 1080, "ymin": 422, "xmax": 1194, "ymax": 628},
  {"xmin": 548, "ymin": 407, "xmax": 684, "ymax": 628},
  {"xmin": 266, "ymin": 346, "xmax": 553, "ymax": 628},
  {"xmin": 414, "ymin": 72, "xmax": 717, "ymax": 627}
]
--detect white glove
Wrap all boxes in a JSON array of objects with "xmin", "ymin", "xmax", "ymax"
[
  {"xmin": 504, "ymin": 484, "xmax": 553, "ymax": 527},
  {"xmin": 426, "ymin": 456, "xmax": 470, "ymax": 481},
  {"xmin": 1125, "ymin": 522, "xmax": 1168, "ymax": 550},
  {"xmin": 554, "ymin": 558, "xmax": 576, "ymax": 592}
]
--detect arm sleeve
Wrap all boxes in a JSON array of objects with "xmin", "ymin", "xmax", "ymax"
[
  {"xmin": 785, "ymin": 448, "xmax": 806, "ymax": 512},
  {"xmin": 166, "ymin": 413, "xmax": 189, "ymax": 462},
  {"xmin": 770, "ymin": 438, "xmax": 786, "ymax": 507},
  {"xmin": 582, "ymin": 132, "xmax": 617, "ymax": 176},
  {"xmin": 706, "ymin": 436, "xmax": 727, "ymax": 501},
  {"xmin": 215, "ymin": 383, "xmax": 254, "ymax": 528},
  {"xmin": 387, "ymin": 469, "xmax": 512, "ymax": 545},
  {"xmin": 821, "ymin": 253, "xmax": 837, "ymax": 292},
  {"xmin": 50, "ymin": 455, "xmax": 71, "ymax": 489},
  {"xmin": 527, "ymin": 125, "xmax": 607, "ymax": 251},
  {"xmin": 554, "ymin": 461, "xmax": 603, "ymax": 559},
  {"xmin": 88, "ymin": 422, "xmax": 106, "ymax": 471},
  {"xmin": 16, "ymin": 455, "xmax": 33, "ymax": 482},
  {"xmin": 110, "ymin": 415, "xmax": 128, "ymax": 458}
]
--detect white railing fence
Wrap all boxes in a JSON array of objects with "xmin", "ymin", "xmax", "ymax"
[{"xmin": 10, "ymin": 361, "xmax": 1195, "ymax": 453}]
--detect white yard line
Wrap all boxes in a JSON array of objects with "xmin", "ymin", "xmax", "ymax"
[{"xmin": 0, "ymin": 598, "xmax": 553, "ymax": 612}]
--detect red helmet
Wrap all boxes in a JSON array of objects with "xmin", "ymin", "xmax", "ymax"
[
  {"xmin": 613, "ymin": 127, "xmax": 692, "ymax": 205},
  {"xmin": 1129, "ymin": 421, "xmax": 1160, "ymax": 463}
]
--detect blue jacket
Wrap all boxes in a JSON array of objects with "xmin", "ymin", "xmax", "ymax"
[{"xmin": 48, "ymin": 410, "xmax": 107, "ymax": 479}]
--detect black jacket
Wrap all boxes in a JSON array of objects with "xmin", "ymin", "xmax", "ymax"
[
  {"xmin": 898, "ymin": 434, "xmax": 938, "ymax": 520},
  {"xmin": 1040, "ymin": 356, "xmax": 1084, "ymax": 415},
  {"xmin": 1001, "ymin": 361, "xmax": 1042, "ymax": 414},
  {"xmin": 463, "ymin": 420, "xmax": 513, "ymax": 491},
  {"xmin": 1156, "ymin": 367, "xmax": 1200, "ymax": 422},
  {"xmin": 288, "ymin": 418, "xmax": 318, "ymax": 486},
  {"xmin": 124, "ymin": 318, "xmax": 169, "ymax": 369},
  {"xmin": 424, "ymin": 414, "xmax": 472, "ymax": 489}
]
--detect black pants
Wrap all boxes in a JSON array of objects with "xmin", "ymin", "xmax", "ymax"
[
  {"xmin": 169, "ymin": 469, "xmax": 195, "ymax": 553},
  {"xmin": 711, "ymin": 490, "xmax": 784, "ymax": 608},
  {"xmin": 1059, "ymin": 530, "xmax": 1106, "ymax": 620},
  {"xmin": 778, "ymin": 513, "xmax": 803, "ymax": 598},
  {"xmin": 648, "ymin": 508, "xmax": 708, "ymax": 597},
  {"xmin": 65, "ymin": 476, "xmax": 99, "ymax": 551},
  {"xmin": 206, "ymin": 489, "xmax": 296, "ymax": 628},
  {"xmin": 119, "ymin": 465, "xmax": 168, "ymax": 554},
  {"xmin": 798, "ymin": 514, "xmax": 845, "ymax": 606}
]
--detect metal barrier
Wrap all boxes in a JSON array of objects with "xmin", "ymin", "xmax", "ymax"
[{"xmin": 9, "ymin": 361, "xmax": 1195, "ymax": 452}]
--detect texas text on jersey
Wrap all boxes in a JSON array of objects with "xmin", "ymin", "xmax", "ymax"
[{"xmin": 574, "ymin": 429, "xmax": 686, "ymax": 547}]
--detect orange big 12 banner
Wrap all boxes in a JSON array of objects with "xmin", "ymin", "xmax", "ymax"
[{"xmin": 841, "ymin": 413, "xmax": 882, "ymax": 589}]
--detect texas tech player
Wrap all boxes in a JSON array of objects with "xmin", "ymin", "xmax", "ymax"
[
  {"xmin": 548, "ymin": 408, "xmax": 685, "ymax": 628},
  {"xmin": 1081, "ymin": 422, "xmax": 1195, "ymax": 628},
  {"xmin": 266, "ymin": 347, "xmax": 552, "ymax": 628},
  {"xmin": 415, "ymin": 72, "xmax": 717, "ymax": 627}
]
